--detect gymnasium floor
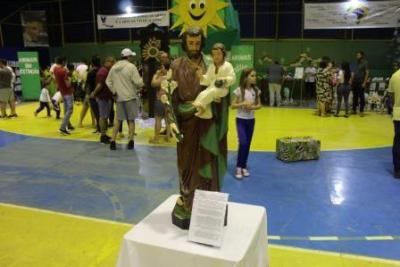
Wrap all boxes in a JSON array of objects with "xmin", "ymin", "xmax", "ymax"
[{"xmin": 0, "ymin": 102, "xmax": 400, "ymax": 267}]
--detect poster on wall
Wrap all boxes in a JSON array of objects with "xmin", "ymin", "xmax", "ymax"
[
  {"xmin": 229, "ymin": 45, "xmax": 254, "ymax": 92},
  {"xmin": 17, "ymin": 51, "xmax": 41, "ymax": 100},
  {"xmin": 304, "ymin": 0, "xmax": 400, "ymax": 29},
  {"xmin": 20, "ymin": 11, "xmax": 49, "ymax": 47}
]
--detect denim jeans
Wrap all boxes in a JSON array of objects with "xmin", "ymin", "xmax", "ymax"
[
  {"xmin": 236, "ymin": 118, "xmax": 255, "ymax": 168},
  {"xmin": 60, "ymin": 94, "xmax": 74, "ymax": 130},
  {"xmin": 336, "ymin": 84, "xmax": 351, "ymax": 114}
]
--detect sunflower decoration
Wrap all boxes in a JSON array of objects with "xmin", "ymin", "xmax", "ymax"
[
  {"xmin": 169, "ymin": 0, "xmax": 229, "ymax": 36},
  {"xmin": 142, "ymin": 37, "xmax": 162, "ymax": 61}
]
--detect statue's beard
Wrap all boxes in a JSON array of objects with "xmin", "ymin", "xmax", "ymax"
[{"xmin": 187, "ymin": 50, "xmax": 201, "ymax": 59}]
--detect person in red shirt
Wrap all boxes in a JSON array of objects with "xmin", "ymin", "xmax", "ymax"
[
  {"xmin": 90, "ymin": 57, "xmax": 115, "ymax": 144},
  {"xmin": 53, "ymin": 56, "xmax": 74, "ymax": 135}
]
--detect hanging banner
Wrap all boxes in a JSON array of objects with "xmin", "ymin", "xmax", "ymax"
[
  {"xmin": 20, "ymin": 11, "xmax": 49, "ymax": 47},
  {"xmin": 17, "ymin": 51, "xmax": 41, "ymax": 101},
  {"xmin": 97, "ymin": 11, "xmax": 169, "ymax": 30},
  {"xmin": 140, "ymin": 23, "xmax": 169, "ymax": 118},
  {"xmin": 304, "ymin": 0, "xmax": 400, "ymax": 29},
  {"xmin": 229, "ymin": 45, "xmax": 254, "ymax": 91},
  {"xmin": 169, "ymin": 44, "xmax": 182, "ymax": 58}
]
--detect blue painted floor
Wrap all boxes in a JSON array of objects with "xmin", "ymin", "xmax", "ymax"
[
  {"xmin": 0, "ymin": 130, "xmax": 399, "ymax": 260},
  {"xmin": 225, "ymin": 149, "xmax": 400, "ymax": 260}
]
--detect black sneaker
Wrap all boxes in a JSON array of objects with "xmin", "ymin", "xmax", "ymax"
[
  {"xmin": 110, "ymin": 141, "xmax": 116, "ymax": 150},
  {"xmin": 100, "ymin": 135, "xmax": 111, "ymax": 144},
  {"xmin": 127, "ymin": 140, "xmax": 134, "ymax": 150},
  {"xmin": 59, "ymin": 128, "xmax": 71, "ymax": 135},
  {"xmin": 68, "ymin": 125, "xmax": 75, "ymax": 130},
  {"xmin": 8, "ymin": 113, "xmax": 17, "ymax": 118}
]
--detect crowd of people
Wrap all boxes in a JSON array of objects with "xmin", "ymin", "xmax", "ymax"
[
  {"xmin": 2, "ymin": 29, "xmax": 400, "ymax": 182},
  {"xmin": 37, "ymin": 50, "xmax": 144, "ymax": 150},
  {"xmin": 314, "ymin": 51, "xmax": 369, "ymax": 117},
  {"xmin": 28, "ymin": 39, "xmax": 261, "ymax": 167},
  {"xmin": 266, "ymin": 51, "xmax": 372, "ymax": 118}
]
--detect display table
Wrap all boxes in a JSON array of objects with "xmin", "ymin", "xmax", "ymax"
[{"xmin": 116, "ymin": 194, "xmax": 268, "ymax": 267}]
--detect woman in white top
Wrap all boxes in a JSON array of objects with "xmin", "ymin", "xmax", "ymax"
[
  {"xmin": 231, "ymin": 68, "xmax": 262, "ymax": 179},
  {"xmin": 334, "ymin": 61, "xmax": 351, "ymax": 117}
]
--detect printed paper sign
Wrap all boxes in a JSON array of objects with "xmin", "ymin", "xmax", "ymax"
[{"xmin": 188, "ymin": 190, "xmax": 229, "ymax": 247}]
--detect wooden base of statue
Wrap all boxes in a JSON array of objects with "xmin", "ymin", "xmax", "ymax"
[{"xmin": 171, "ymin": 201, "xmax": 229, "ymax": 230}]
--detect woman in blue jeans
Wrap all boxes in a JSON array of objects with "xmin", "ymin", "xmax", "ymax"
[
  {"xmin": 231, "ymin": 68, "xmax": 262, "ymax": 179},
  {"xmin": 335, "ymin": 62, "xmax": 351, "ymax": 117}
]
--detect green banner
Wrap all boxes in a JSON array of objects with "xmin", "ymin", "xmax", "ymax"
[
  {"xmin": 229, "ymin": 45, "xmax": 254, "ymax": 91},
  {"xmin": 17, "ymin": 51, "xmax": 41, "ymax": 101},
  {"xmin": 169, "ymin": 44, "xmax": 182, "ymax": 59}
]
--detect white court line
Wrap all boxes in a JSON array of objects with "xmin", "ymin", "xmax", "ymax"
[
  {"xmin": 308, "ymin": 236, "xmax": 339, "ymax": 241},
  {"xmin": 365, "ymin": 236, "xmax": 395, "ymax": 241}
]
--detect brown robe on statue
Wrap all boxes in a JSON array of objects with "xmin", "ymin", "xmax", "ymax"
[{"xmin": 171, "ymin": 56, "xmax": 224, "ymax": 212}]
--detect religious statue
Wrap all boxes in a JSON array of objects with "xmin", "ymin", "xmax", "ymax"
[{"xmin": 161, "ymin": 27, "xmax": 229, "ymax": 229}]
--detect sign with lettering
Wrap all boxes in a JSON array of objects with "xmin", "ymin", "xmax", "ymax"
[
  {"xmin": 188, "ymin": 190, "xmax": 229, "ymax": 247},
  {"xmin": 97, "ymin": 11, "xmax": 169, "ymax": 30},
  {"xmin": 230, "ymin": 45, "xmax": 254, "ymax": 92},
  {"xmin": 17, "ymin": 51, "xmax": 41, "ymax": 100}
]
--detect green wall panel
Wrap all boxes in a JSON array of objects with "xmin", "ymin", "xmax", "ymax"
[
  {"xmin": 49, "ymin": 43, "xmax": 142, "ymax": 63},
  {"xmin": 249, "ymin": 40, "xmax": 391, "ymax": 76},
  {"xmin": 49, "ymin": 39, "xmax": 391, "ymax": 76}
]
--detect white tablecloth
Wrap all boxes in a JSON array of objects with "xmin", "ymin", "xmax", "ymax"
[{"xmin": 116, "ymin": 194, "xmax": 268, "ymax": 267}]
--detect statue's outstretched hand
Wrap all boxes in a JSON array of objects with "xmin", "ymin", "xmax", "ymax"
[{"xmin": 170, "ymin": 122, "xmax": 183, "ymax": 142}]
